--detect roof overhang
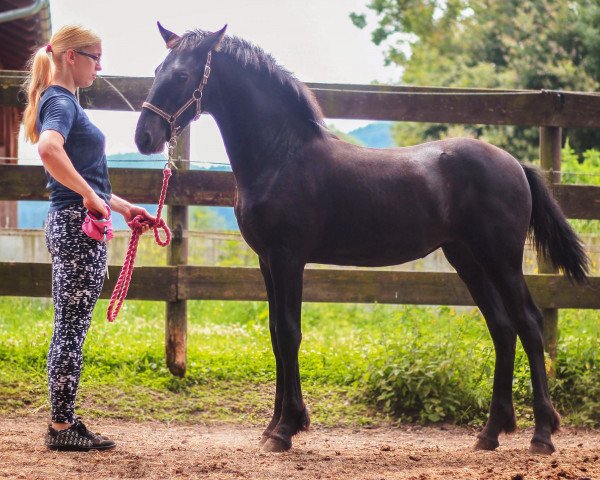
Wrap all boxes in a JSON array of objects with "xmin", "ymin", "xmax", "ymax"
[{"xmin": 0, "ymin": 0, "xmax": 52, "ymax": 70}]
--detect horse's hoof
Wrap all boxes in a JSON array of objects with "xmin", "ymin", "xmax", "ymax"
[
  {"xmin": 529, "ymin": 441, "xmax": 555, "ymax": 455},
  {"xmin": 299, "ymin": 407, "xmax": 311, "ymax": 431},
  {"xmin": 262, "ymin": 435, "xmax": 292, "ymax": 453},
  {"xmin": 550, "ymin": 410, "xmax": 561, "ymax": 434},
  {"xmin": 473, "ymin": 437, "xmax": 499, "ymax": 451},
  {"xmin": 259, "ymin": 434, "xmax": 270, "ymax": 445},
  {"xmin": 503, "ymin": 414, "xmax": 517, "ymax": 434}
]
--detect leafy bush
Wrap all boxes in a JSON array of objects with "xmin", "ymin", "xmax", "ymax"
[
  {"xmin": 358, "ymin": 345, "xmax": 491, "ymax": 423},
  {"xmin": 550, "ymin": 311, "xmax": 600, "ymax": 426},
  {"xmin": 562, "ymin": 143, "xmax": 600, "ymax": 186},
  {"xmin": 355, "ymin": 306, "xmax": 493, "ymax": 424},
  {"xmin": 356, "ymin": 308, "xmax": 599, "ymax": 427}
]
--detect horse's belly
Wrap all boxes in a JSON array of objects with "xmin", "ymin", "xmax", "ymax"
[{"xmin": 309, "ymin": 235, "xmax": 444, "ymax": 267}]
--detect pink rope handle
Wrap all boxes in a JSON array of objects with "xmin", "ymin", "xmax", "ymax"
[{"xmin": 107, "ymin": 166, "xmax": 173, "ymax": 322}]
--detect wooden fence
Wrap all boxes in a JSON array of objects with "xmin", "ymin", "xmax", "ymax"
[{"xmin": 1, "ymin": 70, "xmax": 599, "ymax": 376}]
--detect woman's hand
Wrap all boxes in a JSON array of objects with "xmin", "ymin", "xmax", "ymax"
[
  {"xmin": 123, "ymin": 204, "xmax": 156, "ymax": 227},
  {"xmin": 110, "ymin": 194, "xmax": 156, "ymax": 233},
  {"xmin": 125, "ymin": 204, "xmax": 156, "ymax": 233},
  {"xmin": 83, "ymin": 192, "xmax": 109, "ymax": 218}
]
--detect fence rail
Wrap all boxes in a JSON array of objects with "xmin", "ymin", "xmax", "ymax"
[
  {"xmin": 2, "ymin": 70, "xmax": 600, "ymax": 127},
  {"xmin": 1, "ymin": 165, "xmax": 599, "ymax": 218},
  {"xmin": 1, "ymin": 69, "xmax": 599, "ymax": 375},
  {"xmin": 1, "ymin": 263, "xmax": 599, "ymax": 309}
]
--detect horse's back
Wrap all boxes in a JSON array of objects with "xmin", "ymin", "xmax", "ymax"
[
  {"xmin": 316, "ymin": 136, "xmax": 530, "ymax": 213},
  {"xmin": 325, "ymin": 136, "xmax": 531, "ymax": 211}
]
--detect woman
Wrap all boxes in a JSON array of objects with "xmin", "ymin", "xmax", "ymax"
[{"xmin": 23, "ymin": 25, "xmax": 153, "ymax": 451}]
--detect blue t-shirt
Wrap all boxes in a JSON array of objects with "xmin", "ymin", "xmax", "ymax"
[{"xmin": 37, "ymin": 85, "xmax": 112, "ymax": 212}]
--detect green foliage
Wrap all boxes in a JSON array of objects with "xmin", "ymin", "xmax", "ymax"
[
  {"xmin": 358, "ymin": 346, "xmax": 490, "ymax": 423},
  {"xmin": 562, "ymin": 142, "xmax": 600, "ymax": 186},
  {"xmin": 1, "ymin": 297, "xmax": 598, "ymax": 427},
  {"xmin": 551, "ymin": 317, "xmax": 600, "ymax": 426},
  {"xmin": 189, "ymin": 206, "xmax": 226, "ymax": 230},
  {"xmin": 215, "ymin": 239, "xmax": 259, "ymax": 267},
  {"xmin": 356, "ymin": 307, "xmax": 600, "ymax": 427},
  {"xmin": 353, "ymin": 0, "xmax": 600, "ymax": 89},
  {"xmin": 356, "ymin": 306, "xmax": 493, "ymax": 424},
  {"xmin": 352, "ymin": 0, "xmax": 600, "ymax": 160},
  {"xmin": 561, "ymin": 143, "xmax": 600, "ymax": 235}
]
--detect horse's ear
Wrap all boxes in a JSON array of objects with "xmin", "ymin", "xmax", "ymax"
[
  {"xmin": 157, "ymin": 21, "xmax": 180, "ymax": 49},
  {"xmin": 204, "ymin": 24, "xmax": 227, "ymax": 52}
]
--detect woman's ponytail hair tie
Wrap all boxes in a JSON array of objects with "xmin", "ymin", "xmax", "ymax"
[{"xmin": 45, "ymin": 44, "xmax": 52, "ymax": 53}]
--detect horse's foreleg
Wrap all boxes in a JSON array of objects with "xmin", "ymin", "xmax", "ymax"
[
  {"xmin": 443, "ymin": 243, "xmax": 517, "ymax": 451},
  {"xmin": 261, "ymin": 251, "xmax": 308, "ymax": 452},
  {"xmin": 258, "ymin": 259, "xmax": 284, "ymax": 444}
]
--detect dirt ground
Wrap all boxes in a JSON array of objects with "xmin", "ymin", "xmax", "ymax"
[{"xmin": 0, "ymin": 415, "xmax": 598, "ymax": 480}]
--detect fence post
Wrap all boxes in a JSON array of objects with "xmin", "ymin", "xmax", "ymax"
[
  {"xmin": 538, "ymin": 126, "xmax": 562, "ymax": 369},
  {"xmin": 166, "ymin": 126, "xmax": 190, "ymax": 377}
]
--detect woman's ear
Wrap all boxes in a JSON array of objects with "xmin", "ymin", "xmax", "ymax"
[{"xmin": 65, "ymin": 49, "xmax": 76, "ymax": 65}]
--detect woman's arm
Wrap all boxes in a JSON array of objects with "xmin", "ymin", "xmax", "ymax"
[
  {"xmin": 108, "ymin": 194, "xmax": 132, "ymax": 217},
  {"xmin": 110, "ymin": 194, "xmax": 155, "ymax": 230},
  {"xmin": 38, "ymin": 129, "xmax": 108, "ymax": 217}
]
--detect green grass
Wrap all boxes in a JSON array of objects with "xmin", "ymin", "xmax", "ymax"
[{"xmin": 0, "ymin": 297, "xmax": 598, "ymax": 427}]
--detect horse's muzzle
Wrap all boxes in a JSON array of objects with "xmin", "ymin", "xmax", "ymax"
[{"xmin": 134, "ymin": 112, "xmax": 168, "ymax": 154}]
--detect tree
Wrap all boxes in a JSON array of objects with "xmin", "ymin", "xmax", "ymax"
[{"xmin": 351, "ymin": 0, "xmax": 600, "ymax": 160}]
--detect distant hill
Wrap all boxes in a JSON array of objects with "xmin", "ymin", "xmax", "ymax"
[
  {"xmin": 326, "ymin": 126, "xmax": 365, "ymax": 146},
  {"xmin": 107, "ymin": 152, "xmax": 166, "ymax": 169},
  {"xmin": 348, "ymin": 122, "xmax": 395, "ymax": 148}
]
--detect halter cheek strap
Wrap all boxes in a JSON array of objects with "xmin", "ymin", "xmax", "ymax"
[{"xmin": 142, "ymin": 51, "xmax": 212, "ymax": 138}]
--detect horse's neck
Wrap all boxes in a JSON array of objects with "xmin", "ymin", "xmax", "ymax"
[{"xmin": 208, "ymin": 63, "xmax": 314, "ymax": 189}]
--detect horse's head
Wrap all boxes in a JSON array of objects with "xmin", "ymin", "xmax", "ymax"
[{"xmin": 135, "ymin": 22, "xmax": 227, "ymax": 154}]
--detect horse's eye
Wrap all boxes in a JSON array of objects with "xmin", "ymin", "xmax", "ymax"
[{"xmin": 174, "ymin": 72, "xmax": 189, "ymax": 82}]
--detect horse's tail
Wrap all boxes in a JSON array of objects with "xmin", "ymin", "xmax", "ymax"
[{"xmin": 522, "ymin": 163, "xmax": 589, "ymax": 284}]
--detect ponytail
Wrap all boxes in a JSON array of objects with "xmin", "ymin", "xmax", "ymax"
[
  {"xmin": 23, "ymin": 47, "xmax": 53, "ymax": 144},
  {"xmin": 22, "ymin": 25, "xmax": 101, "ymax": 144}
]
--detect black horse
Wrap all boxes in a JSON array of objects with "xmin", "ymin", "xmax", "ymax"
[{"xmin": 135, "ymin": 24, "xmax": 589, "ymax": 454}]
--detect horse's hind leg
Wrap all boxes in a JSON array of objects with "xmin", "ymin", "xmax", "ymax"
[
  {"xmin": 469, "ymin": 242, "xmax": 560, "ymax": 454},
  {"xmin": 442, "ymin": 242, "xmax": 517, "ymax": 451}
]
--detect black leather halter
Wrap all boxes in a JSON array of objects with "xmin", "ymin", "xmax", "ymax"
[{"xmin": 142, "ymin": 51, "xmax": 213, "ymax": 138}]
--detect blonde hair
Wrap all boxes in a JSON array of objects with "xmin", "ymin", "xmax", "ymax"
[{"xmin": 23, "ymin": 25, "xmax": 101, "ymax": 143}]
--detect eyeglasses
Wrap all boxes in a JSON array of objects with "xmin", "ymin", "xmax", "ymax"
[{"xmin": 74, "ymin": 50, "xmax": 102, "ymax": 66}]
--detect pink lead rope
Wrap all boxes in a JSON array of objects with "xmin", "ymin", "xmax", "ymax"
[{"xmin": 107, "ymin": 165, "xmax": 173, "ymax": 322}]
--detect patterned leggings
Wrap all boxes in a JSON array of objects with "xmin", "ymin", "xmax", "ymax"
[{"xmin": 45, "ymin": 204, "xmax": 107, "ymax": 423}]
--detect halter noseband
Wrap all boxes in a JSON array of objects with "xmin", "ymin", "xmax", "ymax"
[{"xmin": 142, "ymin": 51, "xmax": 213, "ymax": 138}]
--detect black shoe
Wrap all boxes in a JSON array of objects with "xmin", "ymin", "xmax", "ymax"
[{"xmin": 45, "ymin": 419, "xmax": 116, "ymax": 451}]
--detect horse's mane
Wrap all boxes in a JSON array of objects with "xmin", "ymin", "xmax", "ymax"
[{"xmin": 175, "ymin": 30, "xmax": 326, "ymax": 129}]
